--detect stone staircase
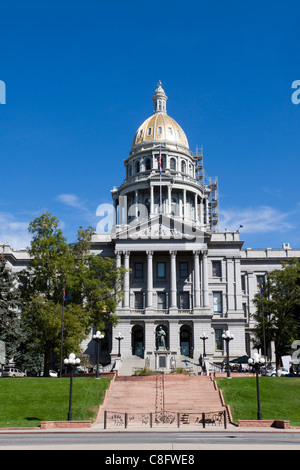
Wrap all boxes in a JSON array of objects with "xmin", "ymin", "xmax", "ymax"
[{"xmin": 97, "ymin": 374, "xmax": 227, "ymax": 427}]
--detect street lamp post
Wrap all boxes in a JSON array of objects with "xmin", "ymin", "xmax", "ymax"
[
  {"xmin": 64, "ymin": 353, "xmax": 81, "ymax": 421},
  {"xmin": 200, "ymin": 332, "xmax": 208, "ymax": 357},
  {"xmin": 93, "ymin": 330, "xmax": 104, "ymax": 379},
  {"xmin": 222, "ymin": 330, "xmax": 234, "ymax": 378},
  {"xmin": 115, "ymin": 332, "xmax": 124, "ymax": 357},
  {"xmin": 248, "ymin": 352, "xmax": 265, "ymax": 420}
]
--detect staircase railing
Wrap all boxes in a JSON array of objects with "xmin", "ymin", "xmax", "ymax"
[{"xmin": 103, "ymin": 410, "xmax": 227, "ymax": 429}]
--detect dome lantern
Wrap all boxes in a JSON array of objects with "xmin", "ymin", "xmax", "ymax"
[{"xmin": 152, "ymin": 80, "xmax": 168, "ymax": 114}]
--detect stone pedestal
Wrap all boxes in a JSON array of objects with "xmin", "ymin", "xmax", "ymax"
[{"xmin": 155, "ymin": 350, "xmax": 171, "ymax": 370}]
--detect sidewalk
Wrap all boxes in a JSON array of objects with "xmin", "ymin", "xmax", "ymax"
[{"xmin": 1, "ymin": 422, "xmax": 299, "ymax": 434}]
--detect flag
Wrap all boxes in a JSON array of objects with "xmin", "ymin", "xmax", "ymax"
[
  {"xmin": 158, "ymin": 146, "xmax": 162, "ymax": 175},
  {"xmin": 63, "ymin": 288, "xmax": 66, "ymax": 302},
  {"xmin": 259, "ymin": 283, "xmax": 263, "ymax": 296}
]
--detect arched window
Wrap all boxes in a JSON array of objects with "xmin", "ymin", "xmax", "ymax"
[
  {"xmin": 170, "ymin": 158, "xmax": 176, "ymax": 171},
  {"xmin": 180, "ymin": 325, "xmax": 193, "ymax": 357},
  {"xmin": 145, "ymin": 158, "xmax": 151, "ymax": 171},
  {"xmin": 181, "ymin": 161, "xmax": 186, "ymax": 173},
  {"xmin": 135, "ymin": 161, "xmax": 140, "ymax": 173},
  {"xmin": 132, "ymin": 325, "xmax": 144, "ymax": 358}
]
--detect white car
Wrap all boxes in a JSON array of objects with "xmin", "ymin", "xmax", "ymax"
[
  {"xmin": 49, "ymin": 370, "xmax": 58, "ymax": 377},
  {"xmin": 267, "ymin": 367, "xmax": 289, "ymax": 377},
  {"xmin": 2, "ymin": 367, "xmax": 26, "ymax": 377}
]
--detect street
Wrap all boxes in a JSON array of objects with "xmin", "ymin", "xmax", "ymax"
[{"xmin": 1, "ymin": 431, "xmax": 300, "ymax": 450}]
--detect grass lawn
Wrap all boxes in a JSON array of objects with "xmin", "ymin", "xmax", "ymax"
[
  {"xmin": 216, "ymin": 377, "xmax": 300, "ymax": 426},
  {"xmin": 0, "ymin": 377, "xmax": 112, "ymax": 428}
]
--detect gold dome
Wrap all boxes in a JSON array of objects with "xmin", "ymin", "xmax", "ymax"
[
  {"xmin": 132, "ymin": 113, "xmax": 189, "ymax": 150},
  {"xmin": 131, "ymin": 81, "xmax": 189, "ymax": 151}
]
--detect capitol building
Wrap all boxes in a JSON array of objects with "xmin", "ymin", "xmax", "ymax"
[{"xmin": 3, "ymin": 82, "xmax": 300, "ymax": 374}]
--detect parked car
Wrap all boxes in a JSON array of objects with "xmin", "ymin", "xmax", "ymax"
[
  {"xmin": 2, "ymin": 367, "xmax": 26, "ymax": 377},
  {"xmin": 40, "ymin": 370, "xmax": 58, "ymax": 377},
  {"xmin": 266, "ymin": 367, "xmax": 289, "ymax": 377}
]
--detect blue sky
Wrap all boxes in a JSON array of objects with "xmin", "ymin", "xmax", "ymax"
[{"xmin": 0, "ymin": 0, "xmax": 300, "ymax": 250}]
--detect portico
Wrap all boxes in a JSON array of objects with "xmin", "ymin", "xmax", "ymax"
[{"xmin": 114, "ymin": 247, "xmax": 210, "ymax": 313}]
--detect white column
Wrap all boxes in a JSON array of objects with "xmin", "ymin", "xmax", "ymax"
[
  {"xmin": 135, "ymin": 189, "xmax": 139, "ymax": 219},
  {"xmin": 144, "ymin": 322, "xmax": 155, "ymax": 357},
  {"xmin": 193, "ymin": 250, "xmax": 201, "ymax": 308},
  {"xmin": 123, "ymin": 251, "xmax": 130, "ymax": 308},
  {"xmin": 170, "ymin": 250, "xmax": 177, "ymax": 309},
  {"xmin": 169, "ymin": 320, "xmax": 179, "ymax": 352},
  {"xmin": 150, "ymin": 184, "xmax": 154, "ymax": 216},
  {"xmin": 202, "ymin": 250, "xmax": 209, "ymax": 307},
  {"xmin": 183, "ymin": 189, "xmax": 187, "ymax": 219},
  {"xmin": 234, "ymin": 258, "xmax": 243, "ymax": 312},
  {"xmin": 113, "ymin": 200, "xmax": 117, "ymax": 227},
  {"xmin": 194, "ymin": 194, "xmax": 198, "ymax": 222},
  {"xmin": 146, "ymin": 250, "xmax": 153, "ymax": 309},
  {"xmin": 227, "ymin": 258, "xmax": 235, "ymax": 312},
  {"xmin": 115, "ymin": 250, "xmax": 122, "ymax": 308},
  {"xmin": 200, "ymin": 198, "xmax": 204, "ymax": 224},
  {"xmin": 168, "ymin": 184, "xmax": 172, "ymax": 215}
]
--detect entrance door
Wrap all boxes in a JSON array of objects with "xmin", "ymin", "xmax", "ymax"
[
  {"xmin": 180, "ymin": 326, "xmax": 192, "ymax": 357},
  {"xmin": 132, "ymin": 326, "xmax": 144, "ymax": 358}
]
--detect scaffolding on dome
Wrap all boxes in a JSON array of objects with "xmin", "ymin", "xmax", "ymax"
[{"xmin": 193, "ymin": 145, "xmax": 219, "ymax": 232}]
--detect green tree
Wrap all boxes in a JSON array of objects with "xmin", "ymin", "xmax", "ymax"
[
  {"xmin": 20, "ymin": 212, "xmax": 125, "ymax": 376},
  {"xmin": 253, "ymin": 259, "xmax": 300, "ymax": 368},
  {"xmin": 0, "ymin": 253, "xmax": 23, "ymax": 362}
]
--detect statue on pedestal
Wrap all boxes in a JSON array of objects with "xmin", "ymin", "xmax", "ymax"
[{"xmin": 156, "ymin": 326, "xmax": 166, "ymax": 350}]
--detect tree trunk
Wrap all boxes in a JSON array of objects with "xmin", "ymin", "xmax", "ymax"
[
  {"xmin": 44, "ymin": 341, "xmax": 52, "ymax": 377},
  {"xmin": 274, "ymin": 342, "xmax": 281, "ymax": 372}
]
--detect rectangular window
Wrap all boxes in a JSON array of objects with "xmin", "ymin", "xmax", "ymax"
[
  {"xmin": 241, "ymin": 274, "xmax": 246, "ymax": 293},
  {"xmin": 179, "ymin": 262, "xmax": 188, "ymax": 278},
  {"xmin": 212, "ymin": 261, "xmax": 221, "ymax": 278},
  {"xmin": 157, "ymin": 262, "xmax": 166, "ymax": 278},
  {"xmin": 157, "ymin": 126, "xmax": 162, "ymax": 135},
  {"xmin": 215, "ymin": 329, "xmax": 223, "ymax": 350},
  {"xmin": 134, "ymin": 262, "xmax": 143, "ymax": 279},
  {"xmin": 147, "ymin": 127, "xmax": 152, "ymax": 136},
  {"xmin": 157, "ymin": 292, "xmax": 166, "ymax": 310},
  {"xmin": 179, "ymin": 292, "xmax": 189, "ymax": 310},
  {"xmin": 135, "ymin": 292, "xmax": 143, "ymax": 310},
  {"xmin": 213, "ymin": 292, "xmax": 222, "ymax": 313}
]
